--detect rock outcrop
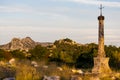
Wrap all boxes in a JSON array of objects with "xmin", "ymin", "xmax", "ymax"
[
  {"xmin": 54, "ymin": 38, "xmax": 82, "ymax": 46},
  {"xmin": 0, "ymin": 37, "xmax": 36, "ymax": 51}
]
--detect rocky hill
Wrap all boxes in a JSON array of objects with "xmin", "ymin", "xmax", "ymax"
[
  {"xmin": 54, "ymin": 38, "xmax": 82, "ymax": 46},
  {"xmin": 0, "ymin": 37, "xmax": 53, "ymax": 51},
  {"xmin": 0, "ymin": 37, "xmax": 36, "ymax": 51}
]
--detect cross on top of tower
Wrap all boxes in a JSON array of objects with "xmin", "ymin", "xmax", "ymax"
[{"xmin": 99, "ymin": 4, "xmax": 104, "ymax": 16}]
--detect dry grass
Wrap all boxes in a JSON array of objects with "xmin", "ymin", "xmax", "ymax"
[
  {"xmin": 1, "ymin": 60, "xmax": 120, "ymax": 80},
  {"xmin": 15, "ymin": 60, "xmax": 74, "ymax": 80},
  {"xmin": 16, "ymin": 64, "xmax": 40, "ymax": 80}
]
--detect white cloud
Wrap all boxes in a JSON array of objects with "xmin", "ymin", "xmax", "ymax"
[
  {"xmin": 53, "ymin": 0, "xmax": 120, "ymax": 7},
  {"xmin": 79, "ymin": 0, "xmax": 120, "ymax": 7},
  {"xmin": 0, "ymin": 5, "xmax": 67, "ymax": 20},
  {"xmin": 0, "ymin": 5, "xmax": 29, "ymax": 13}
]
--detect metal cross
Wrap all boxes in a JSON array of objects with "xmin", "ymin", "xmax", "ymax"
[{"xmin": 99, "ymin": 4, "xmax": 104, "ymax": 16}]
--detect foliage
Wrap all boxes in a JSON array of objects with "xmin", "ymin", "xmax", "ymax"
[
  {"xmin": 0, "ymin": 49, "xmax": 6, "ymax": 60},
  {"xmin": 50, "ymin": 38, "xmax": 120, "ymax": 70},
  {"xmin": 50, "ymin": 39, "xmax": 98, "ymax": 68},
  {"xmin": 105, "ymin": 45, "xmax": 120, "ymax": 70},
  {"xmin": 10, "ymin": 50, "xmax": 25, "ymax": 59},
  {"xmin": 50, "ymin": 38, "xmax": 80, "ymax": 65},
  {"xmin": 76, "ymin": 43, "xmax": 98, "ymax": 68},
  {"xmin": 0, "ymin": 38, "xmax": 120, "ymax": 70},
  {"xmin": 29, "ymin": 45, "xmax": 49, "ymax": 60},
  {"xmin": 0, "ymin": 49, "xmax": 12, "ymax": 60}
]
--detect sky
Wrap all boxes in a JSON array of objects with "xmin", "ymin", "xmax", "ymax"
[{"xmin": 0, "ymin": 0, "xmax": 120, "ymax": 46}]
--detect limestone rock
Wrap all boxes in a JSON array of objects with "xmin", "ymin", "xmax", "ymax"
[
  {"xmin": 21, "ymin": 37, "xmax": 36, "ymax": 49},
  {"xmin": 43, "ymin": 75, "xmax": 60, "ymax": 80},
  {"xmin": 0, "ymin": 37, "xmax": 36, "ymax": 51},
  {"xmin": 9, "ymin": 58, "xmax": 15, "ymax": 65},
  {"xmin": 72, "ymin": 69, "xmax": 83, "ymax": 74},
  {"xmin": 10, "ymin": 38, "xmax": 23, "ymax": 50},
  {"xmin": 3, "ymin": 77, "xmax": 15, "ymax": 80},
  {"xmin": 71, "ymin": 75, "xmax": 82, "ymax": 80}
]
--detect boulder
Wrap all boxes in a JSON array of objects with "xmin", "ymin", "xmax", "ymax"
[{"xmin": 43, "ymin": 75, "xmax": 60, "ymax": 80}]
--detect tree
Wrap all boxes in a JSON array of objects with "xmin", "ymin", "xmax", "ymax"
[
  {"xmin": 29, "ymin": 45, "xmax": 49, "ymax": 60},
  {"xmin": 51, "ymin": 38, "xmax": 81, "ymax": 65},
  {"xmin": 0, "ymin": 49, "xmax": 12, "ymax": 60},
  {"xmin": 76, "ymin": 43, "xmax": 98, "ymax": 69},
  {"xmin": 0, "ymin": 49, "xmax": 6, "ymax": 60},
  {"xmin": 105, "ymin": 45, "xmax": 120, "ymax": 70},
  {"xmin": 10, "ymin": 50, "xmax": 25, "ymax": 59}
]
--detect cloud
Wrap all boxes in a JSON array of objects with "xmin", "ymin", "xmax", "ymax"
[
  {"xmin": 53, "ymin": 0, "xmax": 120, "ymax": 7},
  {"xmin": 0, "ymin": 5, "xmax": 66, "ymax": 19},
  {"xmin": 0, "ymin": 5, "xmax": 48, "ymax": 15},
  {"xmin": 76, "ymin": 0, "xmax": 120, "ymax": 7},
  {"xmin": 0, "ymin": 5, "xmax": 29, "ymax": 13}
]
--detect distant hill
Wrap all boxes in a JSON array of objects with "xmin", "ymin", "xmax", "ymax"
[
  {"xmin": 0, "ymin": 37, "xmax": 53, "ymax": 51},
  {"xmin": 54, "ymin": 38, "xmax": 82, "ymax": 46}
]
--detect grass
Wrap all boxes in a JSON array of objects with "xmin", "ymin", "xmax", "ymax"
[
  {"xmin": 1, "ymin": 59, "xmax": 120, "ymax": 80},
  {"xmin": 16, "ymin": 64, "xmax": 40, "ymax": 80},
  {"xmin": 0, "ymin": 59, "xmax": 74, "ymax": 80}
]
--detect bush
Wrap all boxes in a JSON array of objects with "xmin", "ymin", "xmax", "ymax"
[
  {"xmin": 0, "ymin": 49, "xmax": 12, "ymax": 60},
  {"xmin": 29, "ymin": 45, "xmax": 49, "ymax": 60},
  {"xmin": 10, "ymin": 50, "xmax": 25, "ymax": 59}
]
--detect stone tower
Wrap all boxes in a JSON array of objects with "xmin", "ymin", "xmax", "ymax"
[{"xmin": 92, "ymin": 4, "xmax": 111, "ymax": 74}]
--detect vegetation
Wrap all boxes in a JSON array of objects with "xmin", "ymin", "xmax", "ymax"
[
  {"xmin": 10, "ymin": 50, "xmax": 25, "ymax": 59},
  {"xmin": 0, "ymin": 38, "xmax": 120, "ymax": 79},
  {"xmin": 29, "ymin": 45, "xmax": 49, "ymax": 60},
  {"xmin": 0, "ymin": 49, "xmax": 12, "ymax": 60},
  {"xmin": 50, "ymin": 39, "xmax": 80, "ymax": 65},
  {"xmin": 105, "ymin": 45, "xmax": 120, "ymax": 70},
  {"xmin": 0, "ymin": 38, "xmax": 120, "ymax": 70},
  {"xmin": 49, "ymin": 39, "xmax": 120, "ymax": 70}
]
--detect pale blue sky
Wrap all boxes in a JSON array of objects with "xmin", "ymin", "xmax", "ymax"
[{"xmin": 0, "ymin": 0, "xmax": 120, "ymax": 46}]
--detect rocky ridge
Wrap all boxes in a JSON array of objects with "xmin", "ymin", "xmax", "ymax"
[
  {"xmin": 0, "ymin": 37, "xmax": 36, "ymax": 51},
  {"xmin": 0, "ymin": 37, "xmax": 53, "ymax": 51},
  {"xmin": 0, "ymin": 37, "xmax": 82, "ymax": 51}
]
